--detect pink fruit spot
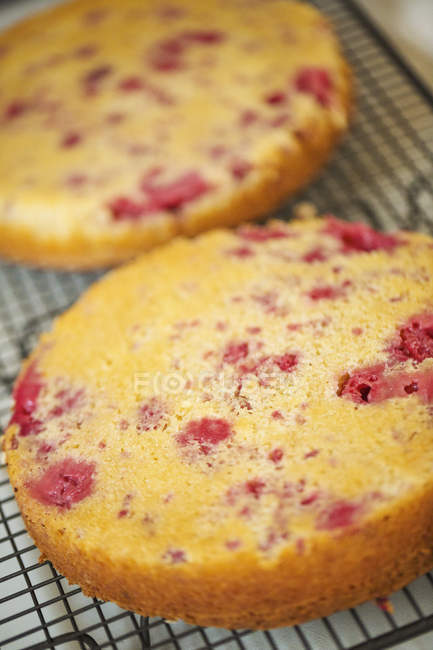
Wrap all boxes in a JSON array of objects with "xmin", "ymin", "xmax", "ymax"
[
  {"xmin": 230, "ymin": 159, "xmax": 252, "ymax": 180},
  {"xmin": 143, "ymin": 172, "xmax": 210, "ymax": 211},
  {"xmin": 268, "ymin": 114, "xmax": 288, "ymax": 128},
  {"xmin": 176, "ymin": 417, "xmax": 232, "ymax": 455},
  {"xmin": 392, "ymin": 314, "xmax": 433, "ymax": 363},
  {"xmin": 149, "ymin": 37, "xmax": 185, "ymax": 72},
  {"xmin": 238, "ymin": 225, "xmax": 288, "ymax": 242},
  {"xmin": 225, "ymin": 539, "xmax": 241, "ymax": 550},
  {"xmin": 223, "ymin": 342, "xmax": 249, "ymax": 364},
  {"xmin": 303, "ymin": 247, "xmax": 327, "ymax": 263},
  {"xmin": 61, "ymin": 132, "xmax": 82, "ymax": 148},
  {"xmin": 28, "ymin": 458, "xmax": 95, "ymax": 509},
  {"xmin": 227, "ymin": 246, "xmax": 254, "ymax": 258},
  {"xmin": 74, "ymin": 44, "xmax": 98, "ymax": 58},
  {"xmin": 269, "ymin": 448, "xmax": 284, "ymax": 463},
  {"xmin": 308, "ymin": 285, "xmax": 344, "ymax": 301},
  {"xmin": 209, "ymin": 144, "xmax": 227, "ymax": 159},
  {"xmin": 240, "ymin": 109, "xmax": 259, "ymax": 126},
  {"xmin": 323, "ymin": 217, "xmax": 399, "ymax": 253},
  {"xmin": 316, "ymin": 499, "xmax": 362, "ymax": 530},
  {"xmin": 108, "ymin": 196, "xmax": 151, "ymax": 221},
  {"xmin": 272, "ymin": 410, "xmax": 283, "ymax": 419},
  {"xmin": 304, "ymin": 449, "xmax": 319, "ymax": 459},
  {"xmin": 4, "ymin": 101, "xmax": 28, "ymax": 120},
  {"xmin": 10, "ymin": 361, "xmax": 44, "ymax": 437},
  {"xmin": 301, "ymin": 492, "xmax": 319, "ymax": 506},
  {"xmin": 83, "ymin": 65, "xmax": 113, "ymax": 85},
  {"xmin": 118, "ymin": 76, "xmax": 144, "ymax": 91},
  {"xmin": 245, "ymin": 478, "xmax": 266, "ymax": 499},
  {"xmin": 274, "ymin": 353, "xmax": 298, "ymax": 373},
  {"xmin": 265, "ymin": 91, "xmax": 286, "ymax": 105},
  {"xmin": 339, "ymin": 364, "xmax": 385, "ymax": 404},
  {"xmin": 37, "ymin": 441, "xmax": 55, "ymax": 458},
  {"xmin": 294, "ymin": 67, "xmax": 333, "ymax": 106},
  {"xmin": 137, "ymin": 398, "xmax": 165, "ymax": 432},
  {"xmin": 163, "ymin": 548, "xmax": 186, "ymax": 564},
  {"xmin": 340, "ymin": 365, "xmax": 433, "ymax": 404},
  {"xmin": 352, "ymin": 327, "xmax": 363, "ymax": 336},
  {"xmin": 66, "ymin": 173, "xmax": 88, "ymax": 187},
  {"xmin": 182, "ymin": 30, "xmax": 225, "ymax": 44},
  {"xmin": 49, "ymin": 388, "xmax": 84, "ymax": 418}
]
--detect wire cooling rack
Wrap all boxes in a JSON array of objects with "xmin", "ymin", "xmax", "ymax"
[{"xmin": 1, "ymin": 0, "xmax": 433, "ymax": 648}]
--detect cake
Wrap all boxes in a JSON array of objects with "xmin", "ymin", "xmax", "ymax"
[
  {"xmin": 0, "ymin": 0, "xmax": 351, "ymax": 269},
  {"xmin": 4, "ymin": 214, "xmax": 433, "ymax": 629}
]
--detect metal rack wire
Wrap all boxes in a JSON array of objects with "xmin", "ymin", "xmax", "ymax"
[{"xmin": 1, "ymin": 0, "xmax": 433, "ymax": 648}]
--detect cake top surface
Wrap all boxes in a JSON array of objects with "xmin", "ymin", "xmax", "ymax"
[
  {"xmin": 0, "ymin": 0, "xmax": 348, "ymax": 238},
  {"xmin": 6, "ymin": 216, "xmax": 433, "ymax": 567}
]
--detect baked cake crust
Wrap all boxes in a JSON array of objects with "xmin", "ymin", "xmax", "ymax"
[
  {"xmin": 0, "ymin": 0, "xmax": 352, "ymax": 269},
  {"xmin": 5, "ymin": 215, "xmax": 433, "ymax": 629}
]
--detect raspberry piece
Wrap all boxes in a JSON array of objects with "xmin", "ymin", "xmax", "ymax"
[
  {"xmin": 245, "ymin": 478, "xmax": 266, "ymax": 499},
  {"xmin": 61, "ymin": 132, "xmax": 82, "ymax": 148},
  {"xmin": 28, "ymin": 458, "xmax": 95, "ymax": 508},
  {"xmin": 108, "ymin": 196, "xmax": 153, "ymax": 221},
  {"xmin": 230, "ymin": 159, "xmax": 252, "ymax": 180},
  {"xmin": 227, "ymin": 246, "xmax": 254, "ymax": 258},
  {"xmin": 137, "ymin": 398, "xmax": 165, "ymax": 432},
  {"xmin": 238, "ymin": 226, "xmax": 288, "ymax": 242},
  {"xmin": 118, "ymin": 76, "xmax": 144, "ymax": 91},
  {"xmin": 163, "ymin": 548, "xmax": 186, "ymax": 563},
  {"xmin": 66, "ymin": 173, "xmax": 88, "ymax": 187},
  {"xmin": 49, "ymin": 388, "xmax": 84, "ymax": 418},
  {"xmin": 265, "ymin": 91, "xmax": 286, "ymax": 105},
  {"xmin": 181, "ymin": 30, "xmax": 225, "ymax": 44},
  {"xmin": 294, "ymin": 67, "xmax": 333, "ymax": 106},
  {"xmin": 269, "ymin": 448, "xmax": 284, "ymax": 463},
  {"xmin": 308, "ymin": 285, "xmax": 343, "ymax": 301},
  {"xmin": 239, "ymin": 109, "xmax": 259, "ymax": 126},
  {"xmin": 225, "ymin": 539, "xmax": 241, "ymax": 550},
  {"xmin": 176, "ymin": 418, "xmax": 232, "ymax": 455},
  {"xmin": 324, "ymin": 217, "xmax": 399, "ymax": 253},
  {"xmin": 302, "ymin": 247, "xmax": 327, "ymax": 263},
  {"xmin": 10, "ymin": 361, "xmax": 44, "ymax": 437},
  {"xmin": 83, "ymin": 65, "xmax": 113, "ymax": 85},
  {"xmin": 223, "ymin": 342, "xmax": 249, "ymax": 364},
  {"xmin": 340, "ymin": 365, "xmax": 433, "ymax": 404},
  {"xmin": 316, "ymin": 499, "xmax": 362, "ymax": 530},
  {"xmin": 274, "ymin": 353, "xmax": 298, "ymax": 372},
  {"xmin": 37, "ymin": 441, "xmax": 55, "ymax": 458},
  {"xmin": 393, "ymin": 314, "xmax": 433, "ymax": 363},
  {"xmin": 4, "ymin": 101, "xmax": 28, "ymax": 120},
  {"xmin": 149, "ymin": 37, "xmax": 185, "ymax": 71},
  {"xmin": 144, "ymin": 172, "xmax": 210, "ymax": 210},
  {"xmin": 339, "ymin": 365, "xmax": 385, "ymax": 404}
]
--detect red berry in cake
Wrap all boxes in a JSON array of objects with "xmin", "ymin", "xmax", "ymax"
[
  {"xmin": 176, "ymin": 418, "xmax": 232, "ymax": 455},
  {"xmin": 28, "ymin": 458, "xmax": 95, "ymax": 508}
]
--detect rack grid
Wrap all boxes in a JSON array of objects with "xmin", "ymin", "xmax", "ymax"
[{"xmin": 1, "ymin": 0, "xmax": 433, "ymax": 648}]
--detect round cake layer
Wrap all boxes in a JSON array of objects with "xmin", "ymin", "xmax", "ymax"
[
  {"xmin": 0, "ymin": 0, "xmax": 351, "ymax": 268},
  {"xmin": 5, "ymin": 215, "xmax": 433, "ymax": 629}
]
